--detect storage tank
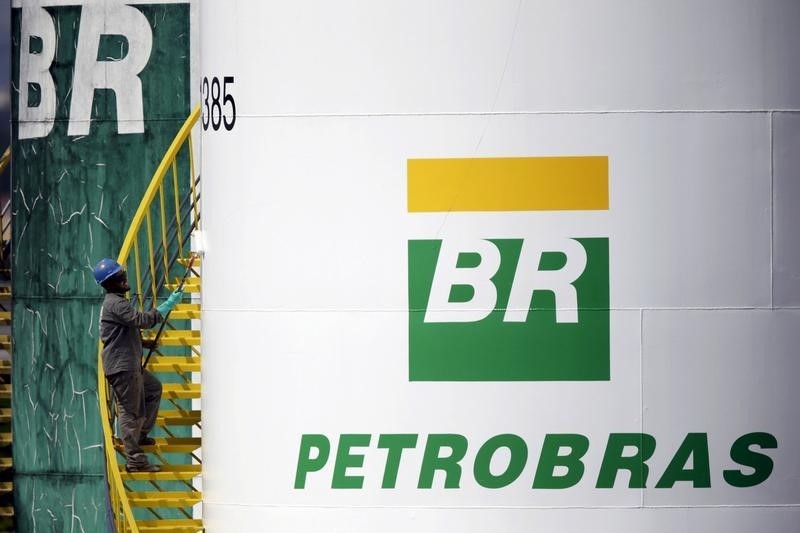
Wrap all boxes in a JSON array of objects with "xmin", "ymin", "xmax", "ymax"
[{"xmin": 199, "ymin": 2, "xmax": 800, "ymax": 531}]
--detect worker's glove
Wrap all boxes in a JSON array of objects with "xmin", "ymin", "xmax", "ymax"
[{"xmin": 157, "ymin": 289, "xmax": 183, "ymax": 315}]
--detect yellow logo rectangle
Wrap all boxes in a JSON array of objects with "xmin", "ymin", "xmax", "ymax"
[{"xmin": 407, "ymin": 156, "xmax": 608, "ymax": 212}]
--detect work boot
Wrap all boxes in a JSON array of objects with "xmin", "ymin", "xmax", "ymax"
[
  {"xmin": 126, "ymin": 462, "xmax": 161, "ymax": 473},
  {"xmin": 139, "ymin": 434, "xmax": 156, "ymax": 446},
  {"xmin": 125, "ymin": 453, "xmax": 161, "ymax": 472}
]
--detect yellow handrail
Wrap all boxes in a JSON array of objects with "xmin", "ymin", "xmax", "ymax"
[
  {"xmin": 97, "ymin": 374, "xmax": 137, "ymax": 529},
  {"xmin": 0, "ymin": 147, "xmax": 9, "ymax": 175},
  {"xmin": 0, "ymin": 148, "xmax": 11, "ymax": 258},
  {"xmin": 118, "ymin": 106, "xmax": 201, "ymax": 265},
  {"xmin": 97, "ymin": 106, "xmax": 200, "ymax": 532}
]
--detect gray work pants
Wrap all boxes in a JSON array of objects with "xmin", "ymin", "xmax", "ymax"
[{"xmin": 107, "ymin": 369, "xmax": 162, "ymax": 466}]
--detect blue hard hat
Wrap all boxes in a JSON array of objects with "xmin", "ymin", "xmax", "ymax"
[{"xmin": 93, "ymin": 258, "xmax": 123, "ymax": 285}]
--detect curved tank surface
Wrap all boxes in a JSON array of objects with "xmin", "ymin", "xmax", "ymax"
[{"xmin": 200, "ymin": 1, "xmax": 800, "ymax": 531}]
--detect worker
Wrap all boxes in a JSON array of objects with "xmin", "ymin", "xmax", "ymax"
[{"xmin": 94, "ymin": 258, "xmax": 183, "ymax": 473}]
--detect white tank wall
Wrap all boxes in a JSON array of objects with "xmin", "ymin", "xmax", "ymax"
[{"xmin": 200, "ymin": 1, "xmax": 800, "ymax": 531}]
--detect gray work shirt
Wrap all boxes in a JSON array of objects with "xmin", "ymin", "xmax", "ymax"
[{"xmin": 99, "ymin": 292, "xmax": 163, "ymax": 376}]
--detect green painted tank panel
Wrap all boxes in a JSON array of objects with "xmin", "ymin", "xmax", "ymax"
[{"xmin": 11, "ymin": 4, "xmax": 193, "ymax": 530}]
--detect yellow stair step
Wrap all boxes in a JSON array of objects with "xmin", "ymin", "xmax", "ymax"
[
  {"xmin": 0, "ymin": 408, "xmax": 10, "ymax": 423},
  {"xmin": 0, "ymin": 311, "xmax": 9, "ymax": 325},
  {"xmin": 0, "ymin": 288, "xmax": 10, "ymax": 297},
  {"xmin": 120, "ymin": 464, "xmax": 201, "ymax": 482},
  {"xmin": 0, "ymin": 360, "xmax": 10, "ymax": 374},
  {"xmin": 0, "ymin": 433, "xmax": 11, "ymax": 447},
  {"xmin": 115, "ymin": 437, "xmax": 201, "ymax": 454},
  {"xmin": 128, "ymin": 491, "xmax": 202, "ymax": 508},
  {"xmin": 165, "ymin": 277, "xmax": 201, "ymax": 293},
  {"xmin": 0, "ymin": 457, "xmax": 12, "ymax": 471},
  {"xmin": 162, "ymin": 382, "xmax": 201, "ymax": 399},
  {"xmin": 0, "ymin": 385, "xmax": 10, "ymax": 400},
  {"xmin": 143, "ymin": 330, "xmax": 200, "ymax": 346},
  {"xmin": 0, "ymin": 335, "xmax": 10, "ymax": 351},
  {"xmin": 148, "ymin": 356, "xmax": 201, "ymax": 373},
  {"xmin": 157, "ymin": 410, "xmax": 201, "ymax": 426},
  {"xmin": 137, "ymin": 519, "xmax": 203, "ymax": 533},
  {"xmin": 0, "ymin": 506, "xmax": 13, "ymax": 517},
  {"xmin": 177, "ymin": 257, "xmax": 202, "ymax": 267},
  {"xmin": 0, "ymin": 482, "xmax": 11, "ymax": 495},
  {"xmin": 170, "ymin": 303, "xmax": 201, "ymax": 320}
]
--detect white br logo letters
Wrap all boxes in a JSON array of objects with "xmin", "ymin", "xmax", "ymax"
[
  {"xmin": 18, "ymin": 4, "xmax": 153, "ymax": 139},
  {"xmin": 424, "ymin": 238, "xmax": 587, "ymax": 324}
]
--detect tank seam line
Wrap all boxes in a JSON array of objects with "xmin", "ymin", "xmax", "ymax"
[{"xmin": 229, "ymin": 109, "xmax": 797, "ymax": 119}]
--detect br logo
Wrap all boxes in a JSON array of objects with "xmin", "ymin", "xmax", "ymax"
[
  {"xmin": 407, "ymin": 157, "xmax": 610, "ymax": 381},
  {"xmin": 16, "ymin": 3, "xmax": 157, "ymax": 139}
]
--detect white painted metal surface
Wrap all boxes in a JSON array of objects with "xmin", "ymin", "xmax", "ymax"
[{"xmin": 200, "ymin": 2, "xmax": 800, "ymax": 531}]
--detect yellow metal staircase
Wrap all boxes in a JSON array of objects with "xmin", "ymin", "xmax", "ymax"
[
  {"xmin": 97, "ymin": 108, "xmax": 204, "ymax": 532},
  {"xmin": 0, "ymin": 146, "xmax": 13, "ymax": 528}
]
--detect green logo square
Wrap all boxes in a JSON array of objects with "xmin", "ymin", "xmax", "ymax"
[{"xmin": 408, "ymin": 238, "xmax": 609, "ymax": 381}]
